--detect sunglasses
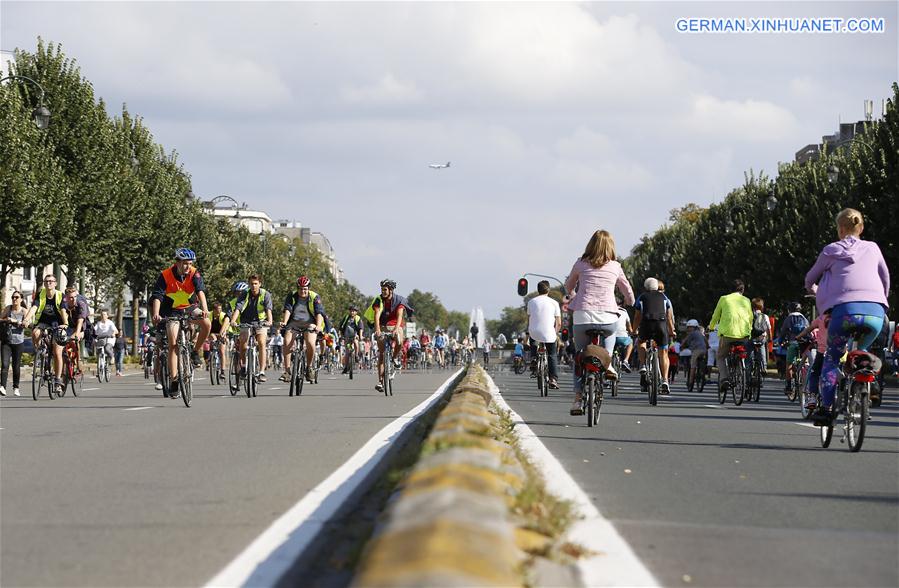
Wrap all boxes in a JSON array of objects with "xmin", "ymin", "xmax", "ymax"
[
  {"xmin": 12, "ymin": 295, "xmax": 21, "ymax": 299},
  {"xmin": 44, "ymin": 280, "xmax": 56, "ymax": 284}
]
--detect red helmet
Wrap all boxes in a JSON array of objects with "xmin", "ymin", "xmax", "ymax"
[{"xmin": 297, "ymin": 276, "xmax": 311, "ymax": 288}]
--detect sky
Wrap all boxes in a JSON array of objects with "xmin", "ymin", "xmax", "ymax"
[{"xmin": 2, "ymin": 1, "xmax": 896, "ymax": 317}]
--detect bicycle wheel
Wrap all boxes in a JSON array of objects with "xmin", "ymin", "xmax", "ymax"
[
  {"xmin": 846, "ymin": 382, "xmax": 867, "ymax": 452},
  {"xmin": 752, "ymin": 361, "xmax": 762, "ymax": 402},
  {"xmin": 144, "ymin": 355, "xmax": 150, "ymax": 379},
  {"xmin": 787, "ymin": 364, "xmax": 800, "ymax": 402},
  {"xmin": 70, "ymin": 368, "xmax": 82, "ymax": 397},
  {"xmin": 586, "ymin": 377, "xmax": 595, "ymax": 428},
  {"xmin": 97, "ymin": 354, "xmax": 103, "ymax": 383},
  {"xmin": 717, "ymin": 377, "xmax": 727, "ymax": 404},
  {"xmin": 611, "ymin": 355, "xmax": 620, "ymax": 398},
  {"xmin": 348, "ymin": 348, "xmax": 354, "ymax": 380},
  {"xmin": 229, "ymin": 350, "xmax": 240, "ymax": 396},
  {"xmin": 800, "ymin": 386, "xmax": 814, "ymax": 420},
  {"xmin": 179, "ymin": 345, "xmax": 193, "ymax": 408},
  {"xmin": 159, "ymin": 355, "xmax": 170, "ymax": 398},
  {"xmin": 594, "ymin": 378, "xmax": 603, "ymax": 426},
  {"xmin": 382, "ymin": 347, "xmax": 391, "ymax": 397},
  {"xmin": 820, "ymin": 421, "xmax": 834, "ymax": 447},
  {"xmin": 732, "ymin": 360, "xmax": 745, "ymax": 406},
  {"xmin": 649, "ymin": 353, "xmax": 658, "ymax": 406},
  {"xmin": 245, "ymin": 347, "xmax": 255, "ymax": 398},
  {"xmin": 32, "ymin": 350, "xmax": 45, "ymax": 401},
  {"xmin": 209, "ymin": 351, "xmax": 217, "ymax": 386},
  {"xmin": 250, "ymin": 347, "xmax": 258, "ymax": 398},
  {"xmin": 697, "ymin": 363, "xmax": 707, "ymax": 393}
]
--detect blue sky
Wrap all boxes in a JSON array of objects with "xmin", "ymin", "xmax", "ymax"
[{"xmin": 3, "ymin": 1, "xmax": 896, "ymax": 317}]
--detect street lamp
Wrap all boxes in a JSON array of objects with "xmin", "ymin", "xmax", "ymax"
[
  {"xmin": 205, "ymin": 194, "xmax": 247, "ymax": 218},
  {"xmin": 1, "ymin": 74, "xmax": 51, "ymax": 129},
  {"xmin": 127, "ymin": 139, "xmax": 139, "ymax": 171},
  {"xmin": 826, "ymin": 164, "xmax": 839, "ymax": 184}
]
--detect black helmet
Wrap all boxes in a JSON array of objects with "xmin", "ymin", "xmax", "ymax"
[
  {"xmin": 380, "ymin": 279, "xmax": 396, "ymax": 290},
  {"xmin": 788, "ymin": 301, "xmax": 801, "ymax": 313},
  {"xmin": 54, "ymin": 328, "xmax": 69, "ymax": 346}
]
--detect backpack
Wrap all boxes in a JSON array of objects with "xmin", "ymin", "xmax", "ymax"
[
  {"xmin": 751, "ymin": 312, "xmax": 768, "ymax": 338},
  {"xmin": 786, "ymin": 314, "xmax": 808, "ymax": 338}
]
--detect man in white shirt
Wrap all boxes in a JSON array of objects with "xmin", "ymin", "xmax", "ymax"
[
  {"xmin": 93, "ymin": 310, "xmax": 118, "ymax": 365},
  {"xmin": 527, "ymin": 280, "xmax": 561, "ymax": 389}
]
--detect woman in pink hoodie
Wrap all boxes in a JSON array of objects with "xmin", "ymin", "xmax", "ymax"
[{"xmin": 804, "ymin": 208, "xmax": 890, "ymax": 418}]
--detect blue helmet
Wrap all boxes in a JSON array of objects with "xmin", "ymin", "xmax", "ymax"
[
  {"xmin": 174, "ymin": 247, "xmax": 196, "ymax": 261},
  {"xmin": 232, "ymin": 281, "xmax": 249, "ymax": 293}
]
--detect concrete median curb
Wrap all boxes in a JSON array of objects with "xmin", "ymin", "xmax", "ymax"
[{"xmin": 352, "ymin": 365, "xmax": 575, "ymax": 588}]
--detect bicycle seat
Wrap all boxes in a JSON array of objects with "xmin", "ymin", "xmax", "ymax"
[
  {"xmin": 584, "ymin": 327, "xmax": 613, "ymax": 338},
  {"xmin": 844, "ymin": 351, "xmax": 882, "ymax": 373}
]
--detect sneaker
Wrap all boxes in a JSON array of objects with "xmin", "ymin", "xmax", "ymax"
[
  {"xmin": 393, "ymin": 358, "xmax": 401, "ymax": 369},
  {"xmin": 155, "ymin": 383, "xmax": 163, "ymax": 391},
  {"xmin": 660, "ymin": 381, "xmax": 670, "ymax": 395},
  {"xmin": 0, "ymin": 386, "xmax": 5, "ymax": 396},
  {"xmin": 279, "ymin": 372, "xmax": 290, "ymax": 383},
  {"xmin": 256, "ymin": 372, "xmax": 267, "ymax": 383},
  {"xmin": 621, "ymin": 361, "xmax": 632, "ymax": 374},
  {"xmin": 306, "ymin": 368, "xmax": 314, "ymax": 382},
  {"xmin": 375, "ymin": 383, "xmax": 384, "ymax": 393},
  {"xmin": 570, "ymin": 396, "xmax": 584, "ymax": 416},
  {"xmin": 191, "ymin": 351, "xmax": 202, "ymax": 368},
  {"xmin": 639, "ymin": 366, "xmax": 647, "ymax": 375},
  {"xmin": 13, "ymin": 387, "xmax": 20, "ymax": 397},
  {"xmin": 605, "ymin": 366, "xmax": 618, "ymax": 381},
  {"xmin": 548, "ymin": 379, "xmax": 559, "ymax": 389}
]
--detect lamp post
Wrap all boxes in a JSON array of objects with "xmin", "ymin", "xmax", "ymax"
[
  {"xmin": 826, "ymin": 136, "xmax": 875, "ymax": 184},
  {"xmin": 724, "ymin": 191, "xmax": 778, "ymax": 235},
  {"xmin": 126, "ymin": 139, "xmax": 140, "ymax": 172},
  {"xmin": 1, "ymin": 74, "xmax": 51, "ymax": 129},
  {"xmin": 205, "ymin": 195, "xmax": 247, "ymax": 218}
]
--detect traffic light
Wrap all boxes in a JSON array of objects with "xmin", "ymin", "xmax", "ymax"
[
  {"xmin": 560, "ymin": 328, "xmax": 569, "ymax": 342},
  {"xmin": 517, "ymin": 277, "xmax": 528, "ymax": 296}
]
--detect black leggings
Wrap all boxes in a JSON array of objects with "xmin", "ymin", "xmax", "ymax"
[{"xmin": 2, "ymin": 342, "xmax": 23, "ymax": 388}]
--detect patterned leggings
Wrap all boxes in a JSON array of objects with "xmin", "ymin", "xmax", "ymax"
[{"xmin": 820, "ymin": 313, "xmax": 884, "ymax": 408}]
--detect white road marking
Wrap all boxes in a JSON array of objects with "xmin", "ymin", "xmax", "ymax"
[
  {"xmin": 704, "ymin": 404, "xmax": 726, "ymax": 409},
  {"xmin": 205, "ymin": 368, "xmax": 464, "ymax": 588},
  {"xmin": 795, "ymin": 422, "xmax": 818, "ymax": 428},
  {"xmin": 269, "ymin": 387, "xmax": 282, "ymax": 390},
  {"xmin": 488, "ymin": 375, "xmax": 660, "ymax": 587},
  {"xmin": 83, "ymin": 388, "xmax": 100, "ymax": 391},
  {"xmin": 123, "ymin": 406, "xmax": 153, "ymax": 412}
]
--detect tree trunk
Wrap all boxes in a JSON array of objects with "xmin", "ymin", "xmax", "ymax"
[
  {"xmin": 115, "ymin": 286, "xmax": 125, "ymax": 331},
  {"xmin": 0, "ymin": 263, "xmax": 8, "ymax": 307},
  {"xmin": 131, "ymin": 287, "xmax": 141, "ymax": 356}
]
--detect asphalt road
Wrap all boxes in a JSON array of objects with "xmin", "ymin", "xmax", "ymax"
[
  {"xmin": 491, "ymin": 365, "xmax": 899, "ymax": 587},
  {"xmin": 0, "ymin": 365, "xmax": 456, "ymax": 588}
]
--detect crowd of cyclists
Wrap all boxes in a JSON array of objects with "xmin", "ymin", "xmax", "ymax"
[
  {"xmin": 4, "ymin": 207, "xmax": 892, "ymax": 437},
  {"xmin": 512, "ymin": 208, "xmax": 891, "ymax": 433}
]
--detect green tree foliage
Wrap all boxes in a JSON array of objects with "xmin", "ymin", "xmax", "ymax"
[
  {"xmin": 487, "ymin": 306, "xmax": 528, "ymax": 339},
  {"xmin": 623, "ymin": 82, "xmax": 899, "ymax": 321}
]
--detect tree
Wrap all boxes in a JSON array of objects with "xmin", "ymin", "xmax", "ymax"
[{"xmin": 406, "ymin": 289, "xmax": 449, "ymax": 331}]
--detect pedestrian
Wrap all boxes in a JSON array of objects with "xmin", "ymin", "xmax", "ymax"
[
  {"xmin": 114, "ymin": 332, "xmax": 127, "ymax": 376},
  {"xmin": 483, "ymin": 339, "xmax": 491, "ymax": 367},
  {"xmin": 0, "ymin": 291, "xmax": 28, "ymax": 396}
]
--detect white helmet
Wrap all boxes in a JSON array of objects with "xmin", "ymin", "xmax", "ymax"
[{"xmin": 686, "ymin": 319, "xmax": 700, "ymax": 328}]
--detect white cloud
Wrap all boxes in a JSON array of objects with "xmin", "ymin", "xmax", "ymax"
[
  {"xmin": 683, "ymin": 94, "xmax": 799, "ymax": 142},
  {"xmin": 340, "ymin": 73, "xmax": 423, "ymax": 105}
]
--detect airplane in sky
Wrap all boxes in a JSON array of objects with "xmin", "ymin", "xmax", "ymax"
[{"xmin": 428, "ymin": 161, "xmax": 451, "ymax": 169}]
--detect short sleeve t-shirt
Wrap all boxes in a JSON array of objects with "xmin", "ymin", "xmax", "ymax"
[
  {"xmin": 527, "ymin": 295, "xmax": 561, "ymax": 343},
  {"xmin": 285, "ymin": 293, "xmax": 313, "ymax": 323},
  {"xmin": 236, "ymin": 290, "xmax": 273, "ymax": 324}
]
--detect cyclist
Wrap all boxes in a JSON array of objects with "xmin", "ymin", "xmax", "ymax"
[
  {"xmin": 280, "ymin": 276, "xmax": 325, "ymax": 383},
  {"xmin": 419, "ymin": 329, "xmax": 431, "ymax": 360},
  {"xmin": 563, "ymin": 230, "xmax": 635, "ymax": 415},
  {"xmin": 707, "ymin": 279, "xmax": 753, "ymax": 396},
  {"xmin": 230, "ymin": 275, "xmax": 273, "ymax": 382},
  {"xmin": 611, "ymin": 306, "xmax": 634, "ymax": 373},
  {"xmin": 804, "ymin": 208, "xmax": 889, "ymax": 423},
  {"xmin": 209, "ymin": 300, "xmax": 231, "ymax": 379},
  {"xmin": 527, "ymin": 280, "xmax": 562, "ymax": 389},
  {"xmin": 365, "ymin": 279, "xmax": 411, "ymax": 392},
  {"xmin": 339, "ymin": 305, "xmax": 364, "ymax": 373},
  {"xmin": 269, "ymin": 329, "xmax": 284, "ymax": 371},
  {"xmin": 513, "ymin": 337, "xmax": 525, "ymax": 367},
  {"xmin": 62, "ymin": 285, "xmax": 92, "ymax": 375},
  {"xmin": 750, "ymin": 297, "xmax": 773, "ymax": 378},
  {"xmin": 433, "ymin": 329, "xmax": 447, "ymax": 367},
  {"xmin": 795, "ymin": 312, "xmax": 830, "ymax": 411},
  {"xmin": 408, "ymin": 336, "xmax": 421, "ymax": 367},
  {"xmin": 150, "ymin": 248, "xmax": 212, "ymax": 396},
  {"xmin": 779, "ymin": 301, "xmax": 810, "ymax": 394},
  {"xmin": 24, "ymin": 274, "xmax": 70, "ymax": 393},
  {"xmin": 681, "ymin": 319, "xmax": 707, "ymax": 391},
  {"xmin": 93, "ymin": 310, "xmax": 119, "ymax": 371},
  {"xmin": 633, "ymin": 277, "xmax": 675, "ymax": 394}
]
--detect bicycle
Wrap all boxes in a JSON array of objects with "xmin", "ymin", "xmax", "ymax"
[
  {"xmin": 343, "ymin": 338, "xmax": 356, "ymax": 380},
  {"xmin": 785, "ymin": 339, "xmax": 812, "ymax": 402},
  {"xmin": 208, "ymin": 337, "xmax": 224, "ymax": 386},
  {"xmin": 609, "ymin": 348, "xmax": 621, "ymax": 398},
  {"xmin": 687, "ymin": 353, "xmax": 708, "ymax": 393},
  {"xmin": 162, "ymin": 316, "xmax": 194, "ymax": 408},
  {"xmin": 31, "ymin": 327, "xmax": 64, "ymax": 401},
  {"xmin": 96, "ymin": 337, "xmax": 112, "ymax": 383},
  {"xmin": 60, "ymin": 337, "xmax": 82, "ymax": 397},
  {"xmin": 718, "ymin": 342, "xmax": 748, "ymax": 406},
  {"xmin": 289, "ymin": 325, "xmax": 318, "ymax": 397},
  {"xmin": 142, "ymin": 341, "xmax": 155, "ymax": 380},
  {"xmin": 378, "ymin": 331, "xmax": 397, "ymax": 396},
  {"xmin": 745, "ymin": 340, "xmax": 766, "ymax": 403},
  {"xmin": 817, "ymin": 350, "xmax": 880, "ymax": 452},
  {"xmin": 242, "ymin": 321, "xmax": 267, "ymax": 398},
  {"xmin": 535, "ymin": 342, "xmax": 549, "ymax": 397},
  {"xmin": 580, "ymin": 328, "xmax": 611, "ymax": 427},
  {"xmin": 227, "ymin": 333, "xmax": 241, "ymax": 396},
  {"xmin": 641, "ymin": 340, "xmax": 661, "ymax": 406},
  {"xmin": 512, "ymin": 354, "xmax": 526, "ymax": 375}
]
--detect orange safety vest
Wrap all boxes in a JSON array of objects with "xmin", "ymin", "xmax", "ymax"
[{"xmin": 162, "ymin": 266, "xmax": 197, "ymax": 309}]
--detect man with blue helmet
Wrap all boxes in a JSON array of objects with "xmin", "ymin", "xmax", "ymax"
[{"xmin": 150, "ymin": 248, "xmax": 211, "ymax": 398}]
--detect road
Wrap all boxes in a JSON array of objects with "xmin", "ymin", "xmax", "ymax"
[
  {"xmin": 491, "ymin": 365, "xmax": 899, "ymax": 587},
  {"xmin": 0, "ymin": 366, "xmax": 456, "ymax": 588}
]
